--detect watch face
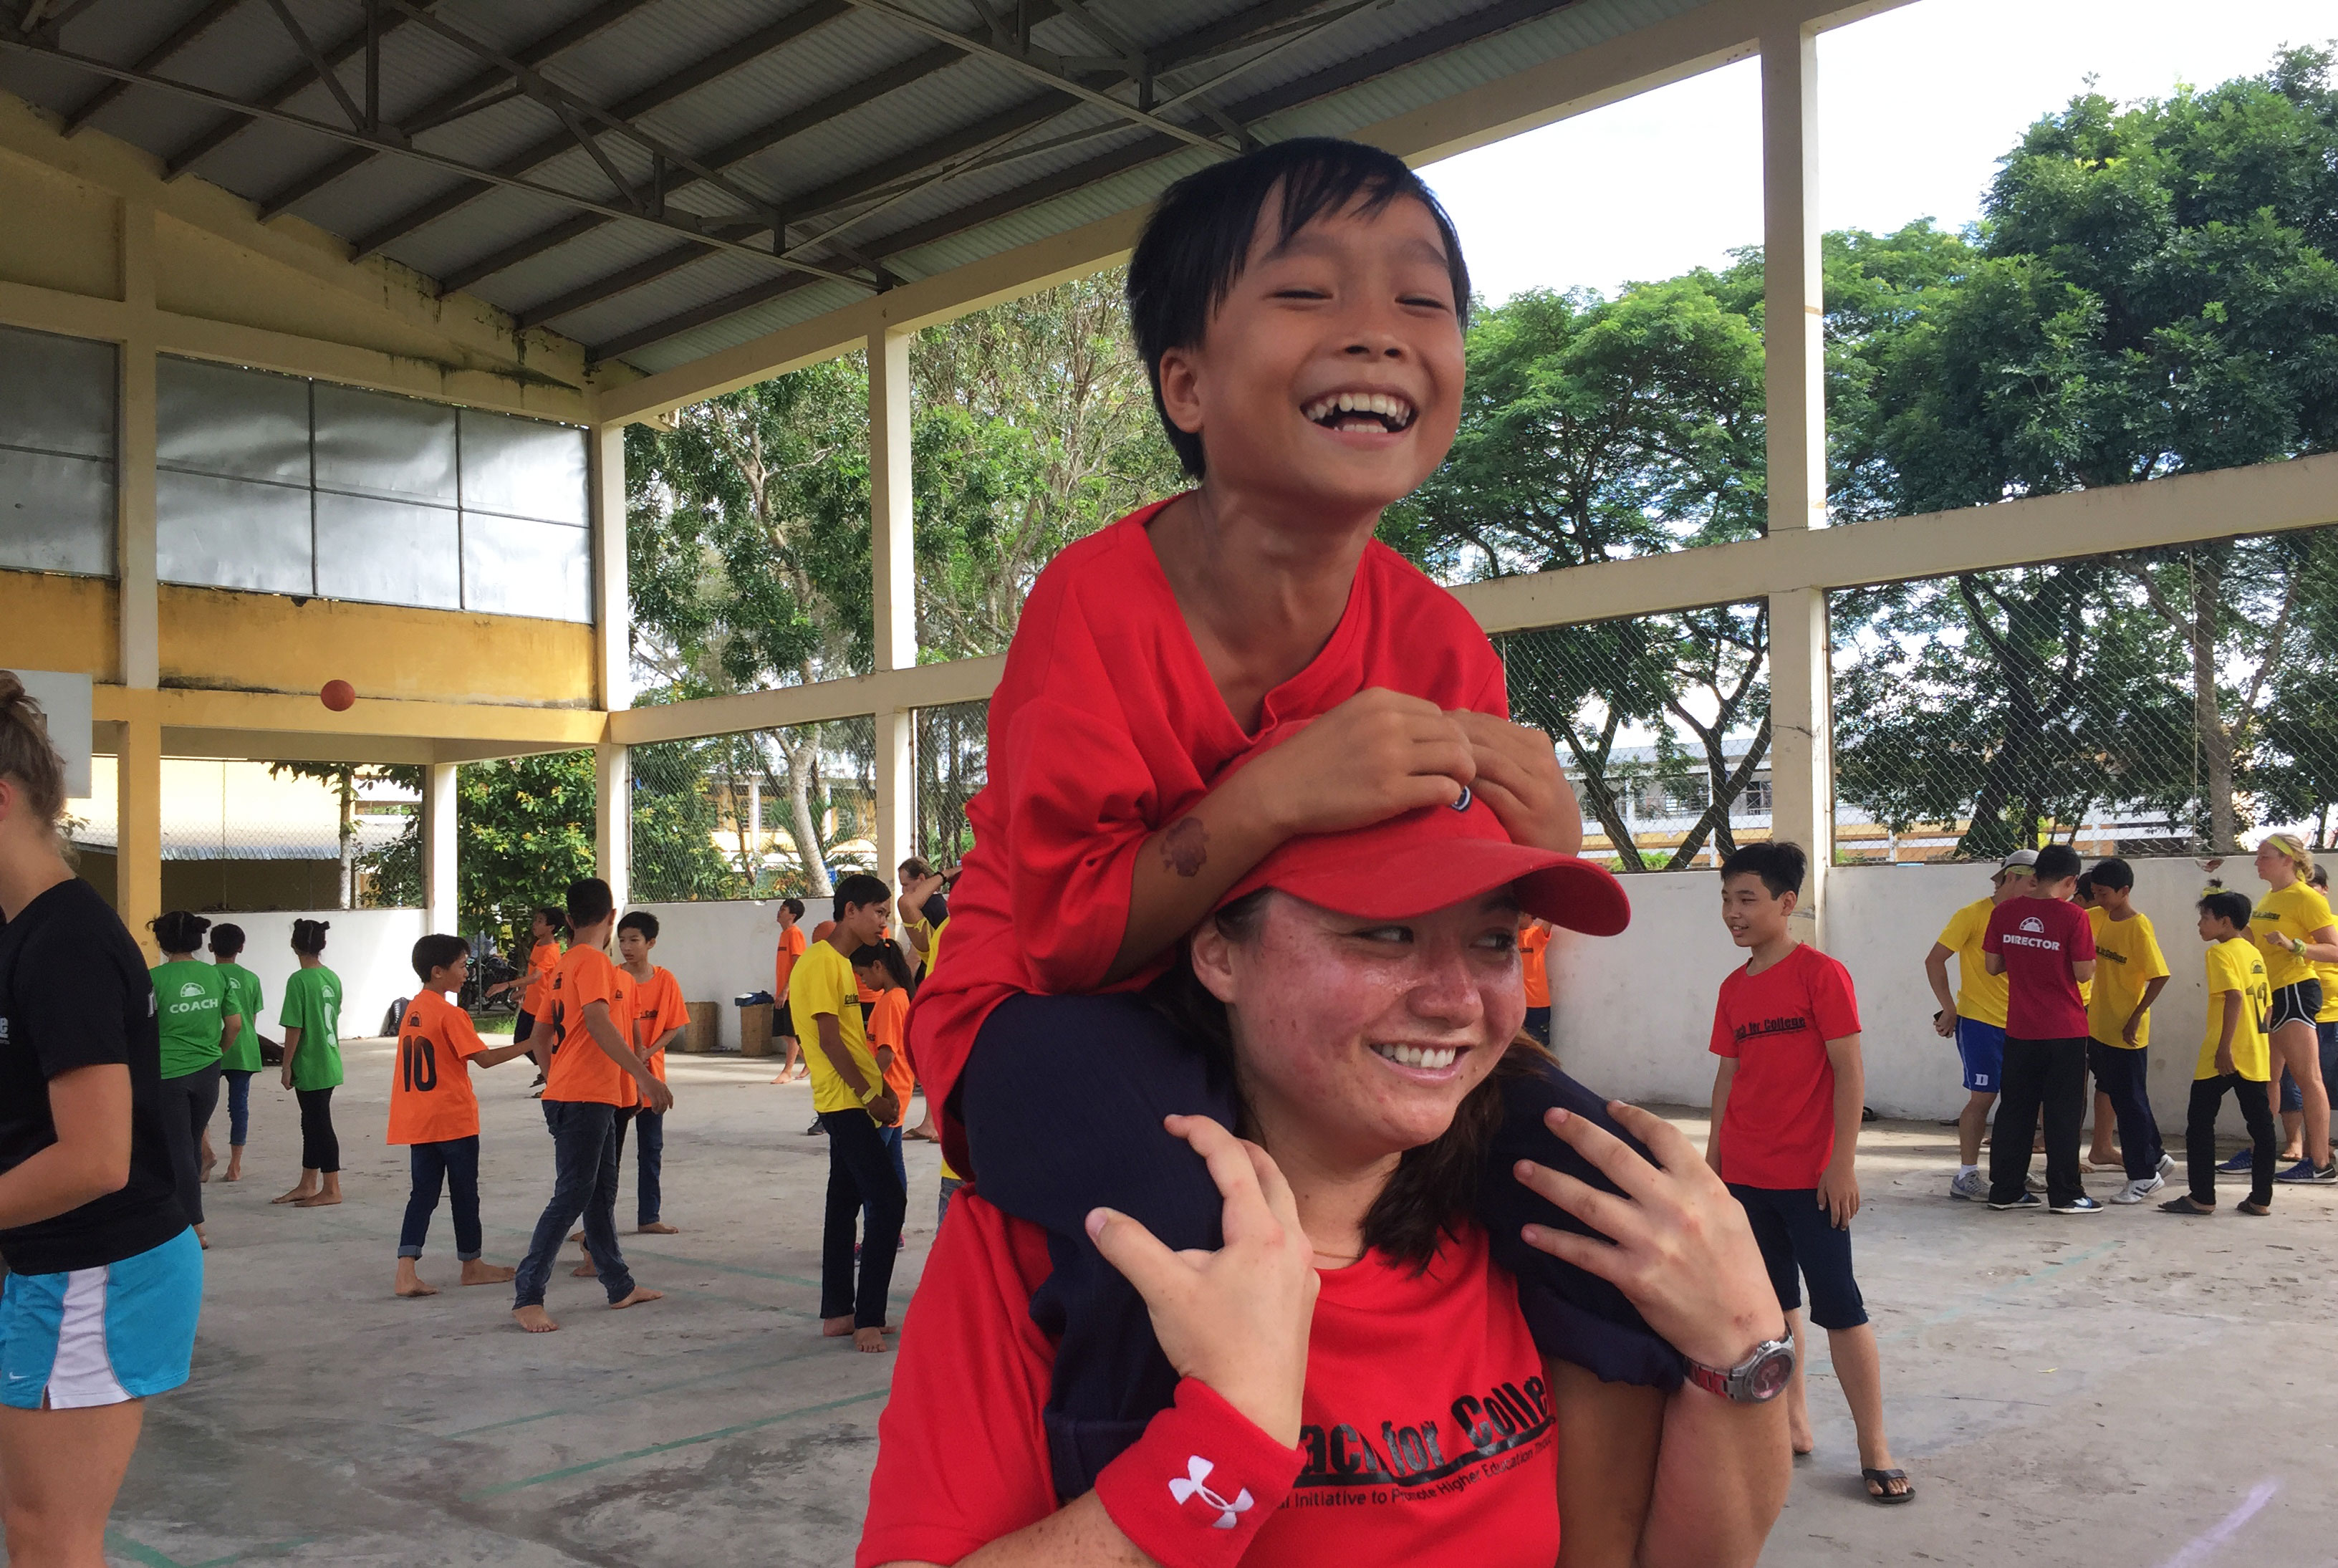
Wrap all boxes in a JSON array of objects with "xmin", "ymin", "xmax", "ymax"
[{"xmin": 1745, "ymin": 1345, "xmax": 1795, "ymax": 1401}]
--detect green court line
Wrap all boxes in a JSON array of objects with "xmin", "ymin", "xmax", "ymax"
[
  {"xmin": 105, "ymin": 1531, "xmax": 188, "ymax": 1568},
  {"xmin": 443, "ymin": 1342, "xmax": 837, "ymax": 1438},
  {"xmin": 460, "ymin": 1386, "xmax": 889, "ymax": 1499},
  {"xmin": 189, "ymin": 1536, "xmax": 322, "ymax": 1567}
]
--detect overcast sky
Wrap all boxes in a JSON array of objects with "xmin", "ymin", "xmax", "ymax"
[{"xmin": 1420, "ymin": 0, "xmax": 2337, "ymax": 304}]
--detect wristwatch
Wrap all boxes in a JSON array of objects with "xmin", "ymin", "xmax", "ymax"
[{"xmin": 1683, "ymin": 1337, "xmax": 1796, "ymax": 1403}]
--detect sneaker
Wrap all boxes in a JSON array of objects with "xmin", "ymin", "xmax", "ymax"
[
  {"xmin": 2050, "ymin": 1195, "xmax": 2106, "ymax": 1214},
  {"xmin": 2217, "ymin": 1149, "xmax": 2253, "ymax": 1174},
  {"xmin": 2157, "ymin": 1152, "xmax": 2178, "ymax": 1177},
  {"xmin": 2111, "ymin": 1175, "xmax": 2165, "ymax": 1204},
  {"xmin": 2024, "ymin": 1174, "xmax": 2047, "ymax": 1194},
  {"xmin": 805, "ymin": 1118, "xmax": 825, "ymax": 1136},
  {"xmin": 1949, "ymin": 1170, "xmax": 1988, "ymax": 1201},
  {"xmin": 2274, "ymin": 1158, "xmax": 2338, "ymax": 1184},
  {"xmin": 1988, "ymin": 1192, "xmax": 2043, "ymax": 1212}
]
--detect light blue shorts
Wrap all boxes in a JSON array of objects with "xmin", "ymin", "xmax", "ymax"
[{"xmin": 1, "ymin": 1228, "xmax": 202, "ymax": 1410}]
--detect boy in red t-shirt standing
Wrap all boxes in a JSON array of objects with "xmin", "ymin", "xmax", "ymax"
[
  {"xmin": 1981, "ymin": 843, "xmax": 2101, "ymax": 1214},
  {"xmin": 1706, "ymin": 842, "xmax": 1908, "ymax": 1505},
  {"xmin": 906, "ymin": 137, "xmax": 1678, "ymax": 1495}
]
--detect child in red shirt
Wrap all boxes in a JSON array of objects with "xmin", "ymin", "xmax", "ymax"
[
  {"xmin": 905, "ymin": 136, "xmax": 1676, "ymax": 1501},
  {"xmin": 1706, "ymin": 841, "xmax": 1908, "ymax": 1505},
  {"xmin": 1980, "ymin": 842, "xmax": 2099, "ymax": 1212}
]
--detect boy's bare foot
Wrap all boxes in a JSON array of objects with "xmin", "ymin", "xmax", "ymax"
[
  {"xmin": 293, "ymin": 1191, "xmax": 342, "ymax": 1208},
  {"xmin": 513, "ymin": 1305, "xmax": 559, "ymax": 1333},
  {"xmin": 1789, "ymin": 1416, "xmax": 1815, "ymax": 1456},
  {"xmin": 572, "ymin": 1258, "xmax": 598, "ymax": 1277},
  {"xmin": 222, "ymin": 1156, "xmax": 242, "ymax": 1183},
  {"xmin": 636, "ymin": 1221, "xmax": 679, "ymax": 1234},
  {"xmin": 395, "ymin": 1261, "xmax": 438, "ymax": 1297},
  {"xmin": 196, "ymin": 1224, "xmax": 209, "ymax": 1251},
  {"xmin": 822, "ymin": 1314, "xmax": 855, "ymax": 1337},
  {"xmin": 608, "ymin": 1286, "xmax": 663, "ymax": 1310},
  {"xmin": 853, "ymin": 1326, "xmax": 890, "ymax": 1353},
  {"xmin": 568, "ymin": 1229, "xmax": 585, "ymax": 1243},
  {"xmin": 460, "ymin": 1260, "xmax": 516, "ymax": 1286},
  {"xmin": 271, "ymin": 1185, "xmax": 316, "ymax": 1205}
]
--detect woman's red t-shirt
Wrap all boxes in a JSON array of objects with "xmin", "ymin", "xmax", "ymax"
[
  {"xmin": 857, "ymin": 1195, "xmax": 1560, "ymax": 1567},
  {"xmin": 904, "ymin": 500, "xmax": 1510, "ymax": 1174}
]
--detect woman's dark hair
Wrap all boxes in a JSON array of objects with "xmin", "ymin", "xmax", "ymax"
[
  {"xmin": 151, "ymin": 910, "xmax": 211, "ymax": 955},
  {"xmin": 208, "ymin": 922, "xmax": 246, "ymax": 959},
  {"xmin": 412, "ymin": 933, "xmax": 471, "ymax": 981},
  {"xmin": 291, "ymin": 918, "xmax": 330, "ymax": 956},
  {"xmin": 1719, "ymin": 840, "xmax": 1807, "ymax": 899},
  {"xmin": 1127, "ymin": 136, "xmax": 1471, "ymax": 481},
  {"xmin": 533, "ymin": 905, "xmax": 568, "ymax": 935},
  {"xmin": 850, "ymin": 940, "xmax": 916, "ymax": 996},
  {"xmin": 2199, "ymin": 890, "xmax": 2253, "ymax": 928},
  {"xmin": 1148, "ymin": 889, "xmax": 1534, "ymax": 1269}
]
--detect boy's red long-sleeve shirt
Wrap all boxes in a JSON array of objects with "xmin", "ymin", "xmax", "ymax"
[{"xmin": 905, "ymin": 499, "xmax": 1509, "ymax": 1175}]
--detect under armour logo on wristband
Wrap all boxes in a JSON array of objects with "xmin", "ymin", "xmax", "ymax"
[{"xmin": 1168, "ymin": 1456, "xmax": 1253, "ymax": 1529}]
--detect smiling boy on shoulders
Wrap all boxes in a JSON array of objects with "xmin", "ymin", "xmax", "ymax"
[{"xmin": 1706, "ymin": 842, "xmax": 1909, "ymax": 1508}]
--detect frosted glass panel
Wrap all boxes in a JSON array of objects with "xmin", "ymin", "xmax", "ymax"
[
  {"xmin": 461, "ymin": 513, "xmax": 590, "ymax": 622},
  {"xmin": 0, "ymin": 325, "xmax": 114, "ymax": 459},
  {"xmin": 0, "ymin": 447, "xmax": 112, "ymax": 575},
  {"xmin": 314, "ymin": 383, "xmax": 458, "ymax": 504},
  {"xmin": 158, "ymin": 357, "xmax": 309, "ymax": 485},
  {"xmin": 314, "ymin": 492, "xmax": 460, "ymax": 609},
  {"xmin": 458, "ymin": 408, "xmax": 587, "ymax": 524},
  {"xmin": 157, "ymin": 471, "xmax": 313, "ymax": 595}
]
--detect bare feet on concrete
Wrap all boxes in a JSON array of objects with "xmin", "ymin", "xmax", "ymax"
[
  {"xmin": 608, "ymin": 1286, "xmax": 663, "ymax": 1310},
  {"xmin": 512, "ymin": 1305, "xmax": 559, "ymax": 1333},
  {"xmin": 459, "ymin": 1260, "xmax": 516, "ymax": 1286},
  {"xmin": 636, "ymin": 1221, "xmax": 679, "ymax": 1234},
  {"xmin": 394, "ymin": 1260, "xmax": 438, "ymax": 1297}
]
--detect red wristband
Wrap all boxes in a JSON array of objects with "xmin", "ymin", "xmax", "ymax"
[{"xmin": 1093, "ymin": 1379, "xmax": 1302, "ymax": 1568}]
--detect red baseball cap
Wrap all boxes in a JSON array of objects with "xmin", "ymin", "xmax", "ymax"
[{"xmin": 1216, "ymin": 763, "xmax": 1631, "ymax": 937}]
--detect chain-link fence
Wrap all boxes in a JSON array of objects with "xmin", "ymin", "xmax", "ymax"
[
  {"xmin": 1831, "ymin": 526, "xmax": 2338, "ymax": 862},
  {"xmin": 1496, "ymin": 603, "xmax": 1772, "ymax": 872},
  {"xmin": 629, "ymin": 716, "xmax": 879, "ymax": 900},
  {"xmin": 913, "ymin": 698, "xmax": 989, "ymax": 870}
]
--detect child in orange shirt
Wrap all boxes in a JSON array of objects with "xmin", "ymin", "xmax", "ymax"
[
  {"xmin": 1520, "ymin": 914, "xmax": 1554, "ymax": 1047},
  {"xmin": 853, "ymin": 941, "xmax": 918, "ymax": 1231},
  {"xmin": 390, "ymin": 935, "xmax": 537, "ymax": 1298},
  {"xmin": 617, "ymin": 911, "xmax": 689, "ymax": 1236},
  {"xmin": 772, "ymin": 898, "xmax": 809, "ymax": 1083}
]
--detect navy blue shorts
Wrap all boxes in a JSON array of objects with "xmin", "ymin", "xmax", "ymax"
[{"xmin": 1728, "ymin": 1183, "xmax": 1867, "ymax": 1331}]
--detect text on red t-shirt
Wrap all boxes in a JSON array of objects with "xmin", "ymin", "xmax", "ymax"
[
  {"xmin": 1709, "ymin": 943, "xmax": 1862, "ymax": 1189},
  {"xmin": 1983, "ymin": 895, "xmax": 2095, "ymax": 1040}
]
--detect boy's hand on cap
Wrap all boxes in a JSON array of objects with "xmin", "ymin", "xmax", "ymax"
[
  {"xmin": 1254, "ymin": 688, "xmax": 1474, "ymax": 837},
  {"xmin": 1448, "ymin": 711, "xmax": 1581, "ymax": 855}
]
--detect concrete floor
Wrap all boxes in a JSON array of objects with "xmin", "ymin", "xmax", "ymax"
[{"xmin": 92, "ymin": 1046, "xmax": 2338, "ymax": 1568}]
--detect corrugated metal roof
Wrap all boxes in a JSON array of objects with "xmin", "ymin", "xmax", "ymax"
[{"xmin": 0, "ymin": 0, "xmax": 1698, "ymax": 377}]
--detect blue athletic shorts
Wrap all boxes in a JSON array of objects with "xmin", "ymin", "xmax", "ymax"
[
  {"xmin": 1957, "ymin": 1017, "xmax": 2006, "ymax": 1092},
  {"xmin": 1728, "ymin": 1184, "xmax": 1868, "ymax": 1331},
  {"xmin": 0, "ymin": 1227, "xmax": 202, "ymax": 1410}
]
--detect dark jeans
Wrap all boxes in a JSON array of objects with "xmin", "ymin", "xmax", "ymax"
[
  {"xmin": 2086, "ymin": 1041, "xmax": 2163, "ymax": 1181},
  {"xmin": 819, "ymin": 1108, "xmax": 906, "ymax": 1329},
  {"xmin": 864, "ymin": 1124, "xmax": 905, "ymax": 1235},
  {"xmin": 160, "ymin": 1064, "xmax": 221, "ymax": 1228},
  {"xmin": 1524, "ymin": 1006, "xmax": 1552, "ymax": 1048},
  {"xmin": 612, "ymin": 1106, "xmax": 664, "ymax": 1227},
  {"xmin": 2321, "ymin": 1021, "xmax": 2338, "ymax": 1109},
  {"xmin": 1988, "ymin": 1036, "xmax": 2087, "ymax": 1206},
  {"xmin": 961, "ymin": 991, "xmax": 1678, "ymax": 1502},
  {"xmin": 400, "ymin": 1135, "xmax": 482, "ymax": 1260},
  {"xmin": 513, "ymin": 1100, "xmax": 635, "ymax": 1308},
  {"xmin": 296, "ymin": 1086, "xmax": 340, "ymax": 1173},
  {"xmin": 2187, "ymin": 1075, "xmax": 2275, "ymax": 1208},
  {"xmin": 223, "ymin": 1068, "xmax": 256, "ymax": 1146}
]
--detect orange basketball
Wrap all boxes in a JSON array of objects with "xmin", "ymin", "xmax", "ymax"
[{"xmin": 320, "ymin": 679, "xmax": 355, "ymax": 711}]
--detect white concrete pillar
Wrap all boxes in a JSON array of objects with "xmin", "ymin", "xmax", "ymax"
[
  {"xmin": 595, "ymin": 741, "xmax": 630, "ymax": 910},
  {"xmin": 424, "ymin": 761, "xmax": 458, "ymax": 935},
  {"xmin": 1761, "ymin": 24, "xmax": 1832, "ymax": 945},
  {"xmin": 868, "ymin": 329, "xmax": 915, "ymax": 895},
  {"xmin": 119, "ymin": 201, "xmax": 158, "ymax": 691},
  {"xmin": 590, "ymin": 423, "xmax": 631, "ymax": 713}
]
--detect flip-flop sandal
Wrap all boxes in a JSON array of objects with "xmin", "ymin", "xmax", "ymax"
[
  {"xmin": 1862, "ymin": 1468, "xmax": 1914, "ymax": 1504},
  {"xmin": 2238, "ymin": 1199, "xmax": 2272, "ymax": 1216}
]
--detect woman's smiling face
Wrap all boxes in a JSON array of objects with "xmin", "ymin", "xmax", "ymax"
[{"xmin": 1193, "ymin": 889, "xmax": 1527, "ymax": 1161}]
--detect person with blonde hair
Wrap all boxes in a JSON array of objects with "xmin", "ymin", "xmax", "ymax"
[
  {"xmin": 2246, "ymin": 834, "xmax": 2337, "ymax": 1183},
  {"xmin": 0, "ymin": 672, "xmax": 203, "ymax": 1564}
]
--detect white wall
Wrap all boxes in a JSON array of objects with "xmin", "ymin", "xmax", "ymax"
[
  {"xmin": 630, "ymin": 900, "xmax": 797, "ymax": 1049},
  {"xmin": 1549, "ymin": 858, "xmax": 2253, "ymax": 1137},
  {"xmin": 213, "ymin": 907, "xmax": 428, "ymax": 1040}
]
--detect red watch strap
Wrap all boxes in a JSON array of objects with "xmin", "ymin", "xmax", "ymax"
[{"xmin": 1093, "ymin": 1379, "xmax": 1304, "ymax": 1568}]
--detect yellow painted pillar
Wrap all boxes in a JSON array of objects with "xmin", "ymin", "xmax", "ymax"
[
  {"xmin": 1761, "ymin": 23, "xmax": 1832, "ymax": 948},
  {"xmin": 120, "ymin": 712, "xmax": 161, "ymax": 958}
]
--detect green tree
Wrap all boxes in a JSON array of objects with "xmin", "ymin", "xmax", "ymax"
[{"xmin": 264, "ymin": 761, "xmax": 422, "ymax": 909}]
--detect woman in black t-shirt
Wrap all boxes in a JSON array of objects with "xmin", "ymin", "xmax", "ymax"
[{"xmin": 0, "ymin": 672, "xmax": 201, "ymax": 1561}]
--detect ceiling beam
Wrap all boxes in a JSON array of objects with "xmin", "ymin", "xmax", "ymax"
[
  {"xmin": 61, "ymin": 0, "xmax": 243, "ymax": 135},
  {"xmin": 516, "ymin": 239, "xmax": 715, "ymax": 329}
]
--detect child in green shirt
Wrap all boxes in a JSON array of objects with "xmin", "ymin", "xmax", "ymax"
[
  {"xmin": 208, "ymin": 921, "xmax": 270, "ymax": 1185},
  {"xmin": 150, "ymin": 909, "xmax": 238, "ymax": 1244},
  {"xmin": 273, "ymin": 919, "xmax": 345, "ymax": 1209}
]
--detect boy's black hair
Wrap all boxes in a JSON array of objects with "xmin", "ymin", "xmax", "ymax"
[
  {"xmin": 2089, "ymin": 856, "xmax": 2135, "ymax": 893},
  {"xmin": 1718, "ymin": 840, "xmax": 1807, "ymax": 900},
  {"xmin": 780, "ymin": 897, "xmax": 806, "ymax": 918},
  {"xmin": 832, "ymin": 872, "xmax": 890, "ymax": 921},
  {"xmin": 617, "ymin": 910, "xmax": 660, "ymax": 940},
  {"xmin": 412, "ymin": 933, "xmax": 471, "ymax": 982},
  {"xmin": 533, "ymin": 905, "xmax": 568, "ymax": 934},
  {"xmin": 208, "ymin": 922, "xmax": 246, "ymax": 958},
  {"xmin": 2033, "ymin": 844, "xmax": 2083, "ymax": 882},
  {"xmin": 150, "ymin": 910, "xmax": 210, "ymax": 954},
  {"xmin": 2073, "ymin": 872, "xmax": 2094, "ymax": 899},
  {"xmin": 2199, "ymin": 889, "xmax": 2253, "ymax": 929},
  {"xmin": 290, "ymin": 918, "xmax": 331, "ymax": 956},
  {"xmin": 565, "ymin": 876, "xmax": 614, "ymax": 928},
  {"xmin": 1127, "ymin": 136, "xmax": 1471, "ymax": 480}
]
